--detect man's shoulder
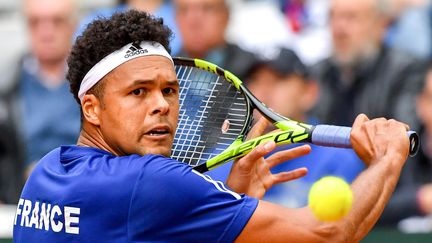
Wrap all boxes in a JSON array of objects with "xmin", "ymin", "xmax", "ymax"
[
  {"xmin": 21, "ymin": 148, "xmax": 187, "ymax": 215},
  {"xmin": 34, "ymin": 147, "xmax": 62, "ymax": 167},
  {"xmin": 29, "ymin": 146, "xmax": 188, "ymax": 186},
  {"xmin": 59, "ymin": 146, "xmax": 183, "ymax": 174}
]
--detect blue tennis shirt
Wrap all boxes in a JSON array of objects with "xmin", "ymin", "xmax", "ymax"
[{"xmin": 13, "ymin": 146, "xmax": 258, "ymax": 242}]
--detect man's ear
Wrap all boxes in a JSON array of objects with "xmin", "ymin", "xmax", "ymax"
[{"xmin": 81, "ymin": 94, "xmax": 102, "ymax": 126}]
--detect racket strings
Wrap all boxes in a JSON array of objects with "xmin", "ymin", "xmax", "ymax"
[
  {"xmin": 171, "ymin": 65, "xmax": 248, "ymax": 166},
  {"xmin": 179, "ymin": 66, "xmax": 219, "ymax": 163},
  {"xmin": 173, "ymin": 66, "xmax": 205, "ymax": 161},
  {"xmin": 173, "ymin": 65, "xmax": 211, "ymax": 164}
]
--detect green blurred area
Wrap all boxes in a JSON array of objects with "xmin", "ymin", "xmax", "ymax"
[
  {"xmin": 362, "ymin": 228, "xmax": 432, "ymax": 243},
  {"xmin": 2, "ymin": 228, "xmax": 431, "ymax": 243}
]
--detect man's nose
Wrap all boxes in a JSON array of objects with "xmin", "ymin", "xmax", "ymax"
[{"xmin": 150, "ymin": 92, "xmax": 170, "ymax": 115}]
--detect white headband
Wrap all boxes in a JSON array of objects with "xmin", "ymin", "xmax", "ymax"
[{"xmin": 78, "ymin": 41, "xmax": 173, "ymax": 102}]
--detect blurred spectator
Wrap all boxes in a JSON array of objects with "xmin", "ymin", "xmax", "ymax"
[
  {"xmin": 414, "ymin": 65, "xmax": 432, "ymax": 214},
  {"xmin": 228, "ymin": 0, "xmax": 331, "ymax": 65},
  {"xmin": 311, "ymin": 0, "xmax": 426, "ymax": 130},
  {"xmin": 76, "ymin": 0, "xmax": 182, "ymax": 55},
  {"xmin": 379, "ymin": 64, "xmax": 432, "ymax": 225},
  {"xmin": 174, "ymin": 0, "xmax": 257, "ymax": 80},
  {"xmin": 247, "ymin": 48, "xmax": 318, "ymax": 127},
  {"xmin": 0, "ymin": 0, "xmax": 81, "ymax": 191},
  {"xmin": 385, "ymin": 0, "xmax": 432, "ymax": 59},
  {"xmin": 415, "ymin": 67, "xmax": 432, "ymax": 216},
  {"xmin": 207, "ymin": 48, "xmax": 364, "ymax": 208}
]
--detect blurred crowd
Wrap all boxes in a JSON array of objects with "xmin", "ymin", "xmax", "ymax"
[{"xmin": 1, "ymin": 0, "xmax": 432, "ymax": 233}]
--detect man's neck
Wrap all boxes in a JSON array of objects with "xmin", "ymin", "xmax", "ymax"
[
  {"xmin": 39, "ymin": 60, "xmax": 66, "ymax": 83},
  {"xmin": 25, "ymin": 55, "xmax": 67, "ymax": 88},
  {"xmin": 77, "ymin": 126, "xmax": 123, "ymax": 157}
]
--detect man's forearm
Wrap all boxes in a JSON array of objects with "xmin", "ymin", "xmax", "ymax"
[
  {"xmin": 342, "ymin": 155, "xmax": 404, "ymax": 241},
  {"xmin": 235, "ymin": 155, "xmax": 408, "ymax": 243}
]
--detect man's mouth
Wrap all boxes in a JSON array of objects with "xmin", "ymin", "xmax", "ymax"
[
  {"xmin": 147, "ymin": 129, "xmax": 169, "ymax": 136},
  {"xmin": 145, "ymin": 126, "xmax": 171, "ymax": 137}
]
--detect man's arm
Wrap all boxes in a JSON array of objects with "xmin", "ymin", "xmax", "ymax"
[{"xmin": 236, "ymin": 114, "xmax": 410, "ymax": 242}]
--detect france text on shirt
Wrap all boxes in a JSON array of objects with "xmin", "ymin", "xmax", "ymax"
[{"xmin": 14, "ymin": 198, "xmax": 80, "ymax": 235}]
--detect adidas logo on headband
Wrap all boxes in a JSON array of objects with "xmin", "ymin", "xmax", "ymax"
[
  {"xmin": 124, "ymin": 43, "xmax": 149, "ymax": 59},
  {"xmin": 78, "ymin": 41, "xmax": 174, "ymax": 102}
]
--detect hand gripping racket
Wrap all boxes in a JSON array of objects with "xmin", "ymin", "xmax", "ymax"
[{"xmin": 171, "ymin": 57, "xmax": 419, "ymax": 173}]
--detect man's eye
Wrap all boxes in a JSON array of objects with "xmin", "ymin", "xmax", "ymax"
[
  {"xmin": 163, "ymin": 88, "xmax": 176, "ymax": 95},
  {"xmin": 131, "ymin": 88, "xmax": 145, "ymax": 96}
]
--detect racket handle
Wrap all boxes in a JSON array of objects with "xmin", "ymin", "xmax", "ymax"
[{"xmin": 311, "ymin": 125, "xmax": 420, "ymax": 157}]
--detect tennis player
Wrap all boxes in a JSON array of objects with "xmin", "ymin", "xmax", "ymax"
[{"xmin": 14, "ymin": 10, "xmax": 411, "ymax": 242}]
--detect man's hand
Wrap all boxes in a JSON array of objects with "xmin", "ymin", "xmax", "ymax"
[
  {"xmin": 350, "ymin": 114, "xmax": 410, "ymax": 167},
  {"xmin": 226, "ymin": 117, "xmax": 310, "ymax": 199}
]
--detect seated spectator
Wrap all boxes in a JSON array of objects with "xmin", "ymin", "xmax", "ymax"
[
  {"xmin": 379, "ymin": 63, "xmax": 432, "ymax": 225},
  {"xmin": 311, "ymin": 0, "xmax": 426, "ymax": 130},
  {"xmin": 207, "ymin": 48, "xmax": 364, "ymax": 208},
  {"xmin": 0, "ymin": 0, "xmax": 81, "ymax": 187},
  {"xmin": 174, "ymin": 0, "xmax": 257, "ymax": 80},
  {"xmin": 246, "ymin": 48, "xmax": 318, "ymax": 128},
  {"xmin": 76, "ymin": 0, "xmax": 182, "ymax": 55}
]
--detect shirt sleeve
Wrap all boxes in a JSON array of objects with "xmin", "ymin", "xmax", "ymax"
[{"xmin": 127, "ymin": 155, "xmax": 258, "ymax": 242}]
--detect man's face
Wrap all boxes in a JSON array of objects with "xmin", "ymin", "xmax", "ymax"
[
  {"xmin": 330, "ymin": 0, "xmax": 385, "ymax": 65},
  {"xmin": 247, "ymin": 66, "xmax": 312, "ymax": 122},
  {"xmin": 94, "ymin": 56, "xmax": 179, "ymax": 157},
  {"xmin": 174, "ymin": 0, "xmax": 229, "ymax": 57},
  {"xmin": 25, "ymin": 0, "xmax": 76, "ymax": 64}
]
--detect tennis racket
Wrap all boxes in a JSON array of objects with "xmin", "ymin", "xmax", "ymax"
[{"xmin": 171, "ymin": 57, "xmax": 419, "ymax": 173}]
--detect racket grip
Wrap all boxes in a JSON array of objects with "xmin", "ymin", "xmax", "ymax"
[
  {"xmin": 311, "ymin": 125, "xmax": 351, "ymax": 148},
  {"xmin": 311, "ymin": 125, "xmax": 419, "ymax": 157}
]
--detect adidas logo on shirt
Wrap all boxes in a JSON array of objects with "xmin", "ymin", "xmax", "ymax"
[{"xmin": 124, "ymin": 43, "xmax": 148, "ymax": 58}]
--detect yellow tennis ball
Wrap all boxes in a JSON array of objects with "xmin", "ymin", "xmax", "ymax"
[{"xmin": 308, "ymin": 176, "xmax": 353, "ymax": 222}]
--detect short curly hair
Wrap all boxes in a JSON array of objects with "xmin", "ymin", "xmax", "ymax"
[{"xmin": 67, "ymin": 10, "xmax": 173, "ymax": 104}]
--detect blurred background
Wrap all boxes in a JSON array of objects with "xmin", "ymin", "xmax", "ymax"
[
  {"xmin": 0, "ymin": 0, "xmax": 117, "ymax": 65},
  {"xmin": 1, "ymin": 0, "xmax": 432, "ymax": 241}
]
